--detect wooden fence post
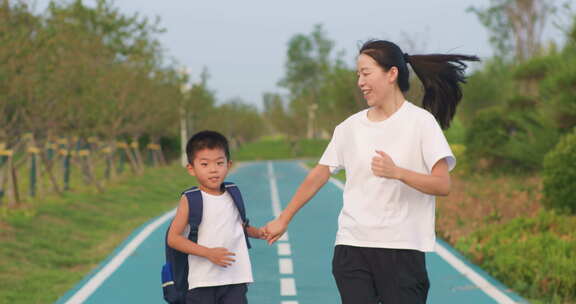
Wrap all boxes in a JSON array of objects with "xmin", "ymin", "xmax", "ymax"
[
  {"xmin": 28, "ymin": 146, "xmax": 40, "ymax": 197},
  {"xmin": 0, "ymin": 144, "xmax": 8, "ymax": 205},
  {"xmin": 59, "ymin": 138, "xmax": 71, "ymax": 191}
]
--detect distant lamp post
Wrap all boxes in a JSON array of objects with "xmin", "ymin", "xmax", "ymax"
[
  {"xmin": 307, "ymin": 103, "xmax": 318, "ymax": 139},
  {"xmin": 179, "ymin": 67, "xmax": 191, "ymax": 167}
]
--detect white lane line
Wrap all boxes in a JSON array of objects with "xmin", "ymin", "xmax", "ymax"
[
  {"xmin": 435, "ymin": 243, "xmax": 516, "ymax": 304},
  {"xmin": 268, "ymin": 161, "xmax": 299, "ymax": 302},
  {"xmin": 267, "ymin": 161, "xmax": 282, "ymax": 217},
  {"xmin": 278, "ymin": 243, "xmax": 292, "ymax": 256},
  {"xmin": 280, "ymin": 278, "xmax": 297, "ymax": 296},
  {"xmin": 279, "ymin": 258, "xmax": 294, "ymax": 274},
  {"xmin": 322, "ymin": 164, "xmax": 517, "ymax": 304},
  {"xmin": 65, "ymin": 209, "xmax": 176, "ymax": 304}
]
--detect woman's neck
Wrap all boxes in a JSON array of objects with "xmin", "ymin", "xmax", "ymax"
[{"xmin": 368, "ymin": 91, "xmax": 405, "ymax": 122}]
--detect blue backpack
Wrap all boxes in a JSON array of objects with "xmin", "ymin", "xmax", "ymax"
[{"xmin": 161, "ymin": 182, "xmax": 251, "ymax": 304}]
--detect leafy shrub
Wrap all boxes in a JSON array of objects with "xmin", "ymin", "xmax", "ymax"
[
  {"xmin": 445, "ymin": 118, "xmax": 466, "ymax": 144},
  {"xmin": 465, "ymin": 98, "xmax": 559, "ymax": 172},
  {"xmin": 459, "ymin": 59, "xmax": 515, "ymax": 124},
  {"xmin": 542, "ymin": 129, "xmax": 576, "ymax": 214},
  {"xmin": 455, "ymin": 210, "xmax": 576, "ymax": 302},
  {"xmin": 539, "ymin": 55, "xmax": 576, "ymax": 131},
  {"xmin": 449, "ymin": 143, "xmax": 470, "ymax": 174},
  {"xmin": 513, "ymin": 55, "xmax": 560, "ymax": 80}
]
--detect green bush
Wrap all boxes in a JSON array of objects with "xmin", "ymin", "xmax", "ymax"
[
  {"xmin": 455, "ymin": 210, "xmax": 576, "ymax": 303},
  {"xmin": 465, "ymin": 99, "xmax": 559, "ymax": 172},
  {"xmin": 513, "ymin": 55, "xmax": 560, "ymax": 80},
  {"xmin": 543, "ymin": 129, "xmax": 576, "ymax": 214},
  {"xmin": 459, "ymin": 59, "xmax": 515, "ymax": 124},
  {"xmin": 449, "ymin": 143, "xmax": 470, "ymax": 175},
  {"xmin": 444, "ymin": 118, "xmax": 466, "ymax": 144},
  {"xmin": 539, "ymin": 54, "xmax": 576, "ymax": 131}
]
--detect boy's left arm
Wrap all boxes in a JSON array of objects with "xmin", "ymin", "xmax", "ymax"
[{"xmin": 246, "ymin": 224, "xmax": 267, "ymax": 240}]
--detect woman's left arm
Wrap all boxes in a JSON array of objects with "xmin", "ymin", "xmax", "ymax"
[{"xmin": 372, "ymin": 150, "xmax": 451, "ymax": 196}]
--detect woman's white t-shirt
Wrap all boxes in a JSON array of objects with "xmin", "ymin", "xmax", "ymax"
[
  {"xmin": 319, "ymin": 101, "xmax": 455, "ymax": 252},
  {"xmin": 185, "ymin": 190, "xmax": 253, "ymax": 289}
]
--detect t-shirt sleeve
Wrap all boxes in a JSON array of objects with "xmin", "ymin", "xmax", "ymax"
[
  {"xmin": 319, "ymin": 125, "xmax": 344, "ymax": 174},
  {"xmin": 421, "ymin": 114, "xmax": 456, "ymax": 172}
]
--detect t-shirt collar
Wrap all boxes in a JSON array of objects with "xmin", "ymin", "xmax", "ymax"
[{"xmin": 361, "ymin": 100, "xmax": 409, "ymax": 126}]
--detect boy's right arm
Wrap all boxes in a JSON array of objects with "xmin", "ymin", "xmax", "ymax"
[{"xmin": 167, "ymin": 195, "xmax": 236, "ymax": 267}]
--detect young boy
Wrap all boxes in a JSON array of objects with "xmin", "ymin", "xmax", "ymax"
[{"xmin": 167, "ymin": 130, "xmax": 265, "ymax": 304}]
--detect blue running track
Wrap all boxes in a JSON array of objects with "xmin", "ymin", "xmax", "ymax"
[{"xmin": 57, "ymin": 161, "xmax": 526, "ymax": 304}]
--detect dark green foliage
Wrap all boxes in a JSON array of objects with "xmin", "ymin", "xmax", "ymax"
[
  {"xmin": 465, "ymin": 98, "xmax": 559, "ymax": 171},
  {"xmin": 542, "ymin": 129, "xmax": 576, "ymax": 214},
  {"xmin": 459, "ymin": 59, "xmax": 515, "ymax": 124},
  {"xmin": 513, "ymin": 54, "xmax": 561, "ymax": 81},
  {"xmin": 539, "ymin": 53, "xmax": 576, "ymax": 131}
]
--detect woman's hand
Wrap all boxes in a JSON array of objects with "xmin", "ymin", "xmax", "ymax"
[
  {"xmin": 371, "ymin": 150, "xmax": 401, "ymax": 179},
  {"xmin": 263, "ymin": 217, "xmax": 289, "ymax": 245}
]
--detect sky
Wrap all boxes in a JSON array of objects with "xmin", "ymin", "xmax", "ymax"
[{"xmin": 33, "ymin": 0, "xmax": 572, "ymax": 108}]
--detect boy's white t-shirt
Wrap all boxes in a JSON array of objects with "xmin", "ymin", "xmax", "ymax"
[
  {"xmin": 185, "ymin": 190, "xmax": 253, "ymax": 289},
  {"xmin": 319, "ymin": 101, "xmax": 455, "ymax": 252}
]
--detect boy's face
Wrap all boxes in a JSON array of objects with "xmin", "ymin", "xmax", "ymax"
[{"xmin": 187, "ymin": 148, "xmax": 231, "ymax": 195}]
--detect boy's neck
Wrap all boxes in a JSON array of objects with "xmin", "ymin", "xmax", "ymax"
[{"xmin": 198, "ymin": 184, "xmax": 225, "ymax": 196}]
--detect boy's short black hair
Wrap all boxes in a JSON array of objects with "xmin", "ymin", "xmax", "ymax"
[{"xmin": 186, "ymin": 130, "xmax": 230, "ymax": 164}]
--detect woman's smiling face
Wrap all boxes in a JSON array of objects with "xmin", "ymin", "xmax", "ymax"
[{"xmin": 356, "ymin": 53, "xmax": 398, "ymax": 107}]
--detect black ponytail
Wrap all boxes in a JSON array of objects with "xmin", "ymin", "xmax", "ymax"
[{"xmin": 360, "ymin": 40, "xmax": 479, "ymax": 129}]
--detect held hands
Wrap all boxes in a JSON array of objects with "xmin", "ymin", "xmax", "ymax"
[
  {"xmin": 253, "ymin": 226, "xmax": 269, "ymax": 240},
  {"xmin": 205, "ymin": 247, "xmax": 236, "ymax": 267},
  {"xmin": 371, "ymin": 150, "xmax": 401, "ymax": 179},
  {"xmin": 263, "ymin": 217, "xmax": 288, "ymax": 245}
]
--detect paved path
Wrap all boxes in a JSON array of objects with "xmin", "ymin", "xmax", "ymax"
[{"xmin": 57, "ymin": 161, "xmax": 526, "ymax": 304}]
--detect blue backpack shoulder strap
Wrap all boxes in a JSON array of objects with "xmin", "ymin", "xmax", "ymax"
[
  {"xmin": 222, "ymin": 182, "xmax": 247, "ymax": 222},
  {"xmin": 180, "ymin": 187, "xmax": 202, "ymax": 243},
  {"xmin": 222, "ymin": 182, "xmax": 251, "ymax": 249}
]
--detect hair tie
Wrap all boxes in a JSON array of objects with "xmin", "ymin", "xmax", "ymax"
[{"xmin": 403, "ymin": 53, "xmax": 410, "ymax": 63}]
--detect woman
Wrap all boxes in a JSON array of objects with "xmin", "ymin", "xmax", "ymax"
[{"xmin": 264, "ymin": 40, "xmax": 479, "ymax": 304}]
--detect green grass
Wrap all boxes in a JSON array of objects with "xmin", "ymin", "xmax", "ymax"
[
  {"xmin": 0, "ymin": 163, "xmax": 194, "ymax": 304},
  {"xmin": 233, "ymin": 137, "xmax": 328, "ymax": 161}
]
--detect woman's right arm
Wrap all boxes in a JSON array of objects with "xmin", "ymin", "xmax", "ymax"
[{"xmin": 264, "ymin": 164, "xmax": 332, "ymax": 245}]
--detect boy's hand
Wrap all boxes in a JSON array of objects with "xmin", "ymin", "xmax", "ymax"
[
  {"xmin": 255, "ymin": 227, "xmax": 269, "ymax": 239},
  {"xmin": 264, "ymin": 218, "xmax": 288, "ymax": 245},
  {"xmin": 247, "ymin": 225, "xmax": 269, "ymax": 239},
  {"xmin": 205, "ymin": 247, "xmax": 235, "ymax": 267}
]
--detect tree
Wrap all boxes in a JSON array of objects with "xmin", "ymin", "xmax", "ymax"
[
  {"xmin": 469, "ymin": 0, "xmax": 557, "ymax": 62},
  {"xmin": 209, "ymin": 99, "xmax": 265, "ymax": 148},
  {"xmin": 316, "ymin": 63, "xmax": 364, "ymax": 134},
  {"xmin": 279, "ymin": 24, "xmax": 335, "ymax": 139},
  {"xmin": 262, "ymin": 92, "xmax": 305, "ymax": 140}
]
